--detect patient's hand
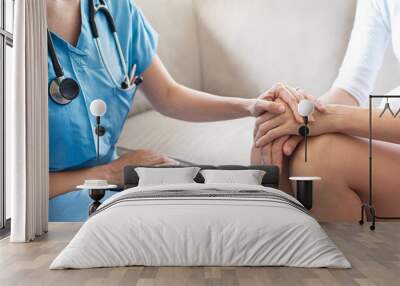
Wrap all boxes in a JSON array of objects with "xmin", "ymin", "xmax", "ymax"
[
  {"xmin": 254, "ymin": 98, "xmax": 301, "ymax": 147},
  {"xmin": 251, "ymin": 136, "xmax": 289, "ymax": 172},
  {"xmin": 105, "ymin": 150, "xmax": 178, "ymax": 186},
  {"xmin": 250, "ymin": 98, "xmax": 295, "ymax": 170},
  {"xmin": 255, "ymin": 84, "xmax": 325, "ymax": 156},
  {"xmin": 257, "ymin": 83, "xmax": 325, "ymax": 123}
]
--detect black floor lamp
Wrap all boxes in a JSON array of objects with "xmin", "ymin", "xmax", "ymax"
[{"xmin": 359, "ymin": 95, "xmax": 400, "ymax": 230}]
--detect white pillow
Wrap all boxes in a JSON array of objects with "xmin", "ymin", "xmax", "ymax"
[
  {"xmin": 135, "ymin": 167, "xmax": 201, "ymax": 186},
  {"xmin": 200, "ymin": 169, "xmax": 266, "ymax": 185}
]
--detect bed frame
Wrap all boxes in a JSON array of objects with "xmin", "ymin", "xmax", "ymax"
[{"xmin": 88, "ymin": 165, "xmax": 280, "ymax": 215}]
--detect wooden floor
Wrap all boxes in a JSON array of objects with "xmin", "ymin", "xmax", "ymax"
[{"xmin": 0, "ymin": 223, "xmax": 399, "ymax": 286}]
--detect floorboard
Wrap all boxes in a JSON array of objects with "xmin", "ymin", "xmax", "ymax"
[{"xmin": 0, "ymin": 223, "xmax": 399, "ymax": 286}]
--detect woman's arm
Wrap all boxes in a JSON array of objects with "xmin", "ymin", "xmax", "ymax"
[
  {"xmin": 257, "ymin": 0, "xmax": 391, "ymax": 155},
  {"xmin": 319, "ymin": 88, "xmax": 359, "ymax": 106},
  {"xmin": 141, "ymin": 56, "xmax": 285, "ymax": 122},
  {"xmin": 313, "ymin": 104, "xmax": 400, "ymax": 144},
  {"xmin": 328, "ymin": 0, "xmax": 390, "ymax": 106},
  {"xmin": 255, "ymin": 103, "xmax": 400, "ymax": 146},
  {"xmin": 255, "ymin": 0, "xmax": 390, "ymax": 123}
]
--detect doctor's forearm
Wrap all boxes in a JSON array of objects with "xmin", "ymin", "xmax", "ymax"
[
  {"xmin": 158, "ymin": 83, "xmax": 254, "ymax": 122},
  {"xmin": 49, "ymin": 165, "xmax": 107, "ymax": 199},
  {"xmin": 143, "ymin": 56, "xmax": 285, "ymax": 121},
  {"xmin": 141, "ymin": 56, "xmax": 258, "ymax": 122}
]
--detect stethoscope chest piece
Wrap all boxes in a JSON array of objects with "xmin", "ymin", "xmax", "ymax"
[
  {"xmin": 48, "ymin": 30, "xmax": 81, "ymax": 105},
  {"xmin": 49, "ymin": 77, "xmax": 80, "ymax": 105}
]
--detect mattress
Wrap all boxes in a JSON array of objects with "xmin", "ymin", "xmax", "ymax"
[{"xmin": 50, "ymin": 183, "xmax": 351, "ymax": 269}]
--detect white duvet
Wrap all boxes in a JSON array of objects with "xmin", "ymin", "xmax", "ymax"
[{"xmin": 50, "ymin": 183, "xmax": 351, "ymax": 269}]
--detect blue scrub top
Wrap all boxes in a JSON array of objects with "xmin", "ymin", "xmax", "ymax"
[{"xmin": 49, "ymin": 0, "xmax": 158, "ymax": 221}]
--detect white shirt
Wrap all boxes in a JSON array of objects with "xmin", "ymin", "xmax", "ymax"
[{"xmin": 333, "ymin": 0, "xmax": 400, "ymax": 106}]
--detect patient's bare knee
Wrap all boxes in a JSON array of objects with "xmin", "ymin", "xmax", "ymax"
[{"xmin": 289, "ymin": 134, "xmax": 362, "ymax": 222}]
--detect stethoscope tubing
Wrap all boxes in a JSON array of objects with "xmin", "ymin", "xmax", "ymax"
[
  {"xmin": 94, "ymin": 38, "xmax": 137, "ymax": 92},
  {"xmin": 91, "ymin": 0, "xmax": 137, "ymax": 92}
]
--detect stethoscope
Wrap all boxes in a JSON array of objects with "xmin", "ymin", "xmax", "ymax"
[{"xmin": 48, "ymin": 0, "xmax": 142, "ymax": 106}]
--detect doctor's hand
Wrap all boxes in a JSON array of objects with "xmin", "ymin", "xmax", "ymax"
[
  {"xmin": 257, "ymin": 83, "xmax": 326, "ymax": 122},
  {"xmin": 104, "ymin": 149, "xmax": 178, "ymax": 186},
  {"xmin": 249, "ymin": 96, "xmax": 286, "ymax": 117}
]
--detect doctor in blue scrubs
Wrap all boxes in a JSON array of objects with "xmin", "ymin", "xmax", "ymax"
[{"xmin": 47, "ymin": 0, "xmax": 286, "ymax": 222}]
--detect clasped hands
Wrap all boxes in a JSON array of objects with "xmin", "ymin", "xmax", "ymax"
[{"xmin": 251, "ymin": 83, "xmax": 326, "ymax": 170}]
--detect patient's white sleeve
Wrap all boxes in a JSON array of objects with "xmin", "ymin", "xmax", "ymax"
[{"xmin": 333, "ymin": 0, "xmax": 391, "ymax": 106}]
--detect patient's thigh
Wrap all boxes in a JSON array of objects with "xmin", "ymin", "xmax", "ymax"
[{"xmin": 289, "ymin": 134, "xmax": 400, "ymax": 220}]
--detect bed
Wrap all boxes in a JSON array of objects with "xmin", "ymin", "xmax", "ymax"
[{"xmin": 50, "ymin": 165, "xmax": 350, "ymax": 269}]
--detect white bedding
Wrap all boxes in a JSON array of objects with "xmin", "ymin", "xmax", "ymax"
[{"xmin": 50, "ymin": 183, "xmax": 351, "ymax": 269}]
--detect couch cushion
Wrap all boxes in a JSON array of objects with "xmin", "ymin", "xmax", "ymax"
[
  {"xmin": 195, "ymin": 0, "xmax": 400, "ymax": 98},
  {"xmin": 118, "ymin": 110, "xmax": 255, "ymax": 165},
  {"xmin": 130, "ymin": 0, "xmax": 203, "ymax": 116}
]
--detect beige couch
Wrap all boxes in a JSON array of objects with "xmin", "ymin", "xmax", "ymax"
[{"xmin": 117, "ymin": 0, "xmax": 400, "ymax": 165}]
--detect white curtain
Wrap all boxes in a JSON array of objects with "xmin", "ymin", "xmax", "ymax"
[{"xmin": 7, "ymin": 0, "xmax": 48, "ymax": 242}]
